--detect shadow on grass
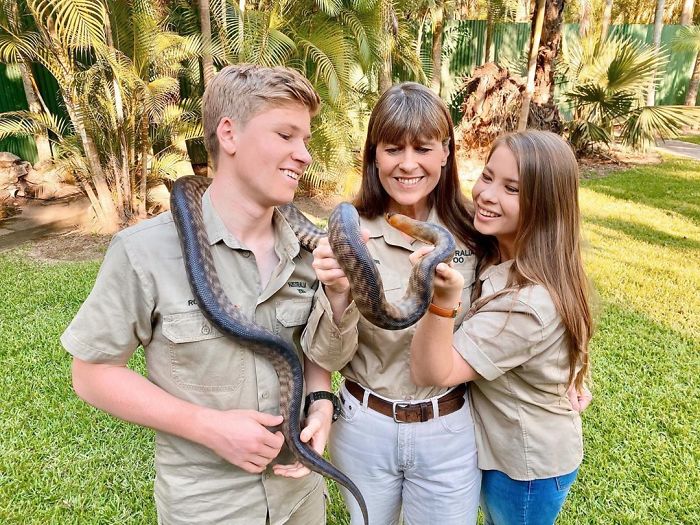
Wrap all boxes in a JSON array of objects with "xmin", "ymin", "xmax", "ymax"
[
  {"xmin": 581, "ymin": 164, "xmax": 700, "ymax": 226},
  {"xmin": 584, "ymin": 216, "xmax": 700, "ymax": 251}
]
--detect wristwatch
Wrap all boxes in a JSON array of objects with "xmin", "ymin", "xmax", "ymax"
[
  {"xmin": 428, "ymin": 301, "xmax": 462, "ymax": 318},
  {"xmin": 304, "ymin": 391, "xmax": 342, "ymax": 422}
]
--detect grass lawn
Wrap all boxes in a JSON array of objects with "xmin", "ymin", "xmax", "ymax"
[
  {"xmin": 679, "ymin": 135, "xmax": 700, "ymax": 146},
  {"xmin": 1, "ymin": 156, "xmax": 699, "ymax": 524}
]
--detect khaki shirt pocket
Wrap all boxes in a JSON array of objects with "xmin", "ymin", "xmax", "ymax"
[
  {"xmin": 162, "ymin": 311, "xmax": 247, "ymax": 392},
  {"xmin": 275, "ymin": 298, "xmax": 313, "ymax": 334}
]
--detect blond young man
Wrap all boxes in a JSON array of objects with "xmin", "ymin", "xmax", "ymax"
[{"xmin": 62, "ymin": 64, "xmax": 344, "ymax": 524}]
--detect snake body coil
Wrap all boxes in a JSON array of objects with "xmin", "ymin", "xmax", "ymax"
[{"xmin": 171, "ymin": 175, "xmax": 456, "ymax": 525}]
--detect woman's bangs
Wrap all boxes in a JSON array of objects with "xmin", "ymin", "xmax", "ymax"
[{"xmin": 373, "ymin": 97, "xmax": 448, "ymax": 145}]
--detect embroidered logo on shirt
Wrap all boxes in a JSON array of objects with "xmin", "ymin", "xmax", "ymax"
[
  {"xmin": 287, "ymin": 281, "xmax": 309, "ymax": 294},
  {"xmin": 452, "ymin": 249, "xmax": 473, "ymax": 264},
  {"xmin": 187, "ymin": 299, "xmax": 197, "ymax": 306}
]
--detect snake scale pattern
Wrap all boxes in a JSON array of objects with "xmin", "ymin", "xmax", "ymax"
[{"xmin": 170, "ymin": 175, "xmax": 456, "ymax": 525}]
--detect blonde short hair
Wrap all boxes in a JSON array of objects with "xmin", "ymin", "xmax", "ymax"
[{"xmin": 202, "ymin": 64, "xmax": 320, "ymax": 168}]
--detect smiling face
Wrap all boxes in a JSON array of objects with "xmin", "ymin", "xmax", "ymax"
[
  {"xmin": 472, "ymin": 144, "xmax": 521, "ymax": 259},
  {"xmin": 222, "ymin": 103, "xmax": 312, "ymax": 207},
  {"xmin": 375, "ymin": 137, "xmax": 449, "ymax": 220}
]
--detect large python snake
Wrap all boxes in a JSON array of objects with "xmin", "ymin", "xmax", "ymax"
[{"xmin": 170, "ymin": 175, "xmax": 456, "ymax": 525}]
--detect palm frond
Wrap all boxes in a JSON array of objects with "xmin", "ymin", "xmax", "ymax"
[
  {"xmin": 670, "ymin": 26, "xmax": 700, "ymax": 54},
  {"xmin": 0, "ymin": 110, "xmax": 70, "ymax": 139},
  {"xmin": 30, "ymin": 0, "xmax": 107, "ymax": 51},
  {"xmin": 621, "ymin": 106, "xmax": 700, "ymax": 151}
]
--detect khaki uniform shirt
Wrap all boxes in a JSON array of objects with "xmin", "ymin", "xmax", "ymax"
[
  {"xmin": 453, "ymin": 260, "xmax": 584, "ymax": 480},
  {"xmin": 303, "ymin": 209, "xmax": 478, "ymax": 400},
  {"xmin": 61, "ymin": 189, "xmax": 327, "ymax": 525}
]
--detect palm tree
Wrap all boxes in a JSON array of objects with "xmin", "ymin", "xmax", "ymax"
[
  {"xmin": 0, "ymin": 0, "xmax": 200, "ymax": 230},
  {"xmin": 646, "ymin": 0, "xmax": 665, "ymax": 106},
  {"xmin": 0, "ymin": 0, "xmax": 52, "ymax": 162},
  {"xmin": 518, "ymin": 0, "xmax": 545, "ymax": 130},
  {"xmin": 680, "ymin": 0, "xmax": 694, "ymax": 25},
  {"xmin": 533, "ymin": 0, "xmax": 565, "ymax": 104},
  {"xmin": 600, "ymin": 0, "xmax": 613, "ymax": 41},
  {"xmin": 671, "ymin": 26, "xmax": 700, "ymax": 106},
  {"xmin": 198, "ymin": 0, "xmax": 214, "ymax": 87},
  {"xmin": 562, "ymin": 34, "xmax": 700, "ymax": 152}
]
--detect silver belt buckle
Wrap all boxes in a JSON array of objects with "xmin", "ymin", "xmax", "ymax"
[{"xmin": 392, "ymin": 401, "xmax": 411, "ymax": 423}]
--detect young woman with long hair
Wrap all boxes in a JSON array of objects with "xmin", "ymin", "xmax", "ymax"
[{"xmin": 410, "ymin": 130, "xmax": 593, "ymax": 524}]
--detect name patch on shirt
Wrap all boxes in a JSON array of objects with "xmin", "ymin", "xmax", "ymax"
[
  {"xmin": 287, "ymin": 281, "xmax": 309, "ymax": 294},
  {"xmin": 452, "ymin": 249, "xmax": 473, "ymax": 264}
]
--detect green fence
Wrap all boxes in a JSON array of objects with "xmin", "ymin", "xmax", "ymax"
[{"xmin": 1, "ymin": 22, "xmax": 698, "ymax": 162}]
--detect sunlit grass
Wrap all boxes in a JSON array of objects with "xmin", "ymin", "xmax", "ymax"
[{"xmin": 1, "ymin": 156, "xmax": 698, "ymax": 523}]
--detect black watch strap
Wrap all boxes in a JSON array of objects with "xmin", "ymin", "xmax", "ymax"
[{"xmin": 304, "ymin": 391, "xmax": 341, "ymax": 422}]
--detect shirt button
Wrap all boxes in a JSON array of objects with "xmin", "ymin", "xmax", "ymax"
[
  {"xmin": 242, "ymin": 251, "xmax": 251, "ymax": 258},
  {"xmin": 261, "ymin": 391, "xmax": 270, "ymax": 399},
  {"xmin": 201, "ymin": 324, "xmax": 211, "ymax": 335}
]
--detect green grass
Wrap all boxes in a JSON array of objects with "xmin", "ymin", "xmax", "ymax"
[
  {"xmin": 679, "ymin": 134, "xmax": 700, "ymax": 146},
  {"xmin": 2, "ymin": 157, "xmax": 699, "ymax": 524}
]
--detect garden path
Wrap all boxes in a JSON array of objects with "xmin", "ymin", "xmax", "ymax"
[{"xmin": 656, "ymin": 139, "xmax": 700, "ymax": 161}]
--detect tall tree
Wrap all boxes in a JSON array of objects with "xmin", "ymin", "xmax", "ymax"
[
  {"xmin": 430, "ymin": 0, "xmax": 445, "ymax": 94},
  {"xmin": 199, "ymin": 0, "xmax": 214, "ymax": 87},
  {"xmin": 579, "ymin": 0, "xmax": 591, "ymax": 38},
  {"xmin": 518, "ymin": 0, "xmax": 546, "ymax": 130},
  {"xmin": 680, "ymin": 0, "xmax": 693, "ymax": 25},
  {"xmin": 601, "ymin": 0, "xmax": 613, "ymax": 41},
  {"xmin": 0, "ymin": 0, "xmax": 52, "ymax": 163},
  {"xmin": 646, "ymin": 0, "xmax": 665, "ymax": 106},
  {"xmin": 533, "ymin": 0, "xmax": 565, "ymax": 104},
  {"xmin": 672, "ymin": 26, "xmax": 700, "ymax": 106}
]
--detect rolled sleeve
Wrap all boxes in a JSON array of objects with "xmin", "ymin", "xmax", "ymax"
[
  {"xmin": 454, "ymin": 294, "xmax": 546, "ymax": 381},
  {"xmin": 301, "ymin": 285, "xmax": 359, "ymax": 372},
  {"xmin": 60, "ymin": 234, "xmax": 154, "ymax": 364}
]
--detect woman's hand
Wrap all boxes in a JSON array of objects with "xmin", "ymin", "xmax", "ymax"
[
  {"xmin": 567, "ymin": 384, "xmax": 593, "ymax": 413},
  {"xmin": 410, "ymin": 246, "xmax": 464, "ymax": 307}
]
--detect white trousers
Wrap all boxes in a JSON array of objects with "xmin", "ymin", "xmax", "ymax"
[{"xmin": 329, "ymin": 382, "xmax": 481, "ymax": 525}]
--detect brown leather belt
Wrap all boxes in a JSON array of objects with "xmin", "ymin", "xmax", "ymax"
[{"xmin": 344, "ymin": 380, "xmax": 466, "ymax": 423}]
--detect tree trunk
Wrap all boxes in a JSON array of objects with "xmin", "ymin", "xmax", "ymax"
[
  {"xmin": 431, "ymin": 0, "xmax": 444, "ymax": 95},
  {"xmin": 519, "ymin": 0, "xmax": 546, "ymax": 130},
  {"xmin": 379, "ymin": 2, "xmax": 395, "ymax": 94},
  {"xmin": 104, "ymin": 12, "xmax": 132, "ymax": 220},
  {"xmin": 138, "ymin": 116, "xmax": 149, "ymax": 218},
  {"xmin": 680, "ymin": 0, "xmax": 694, "ymax": 26},
  {"xmin": 484, "ymin": 6, "xmax": 494, "ymax": 63},
  {"xmin": 18, "ymin": 62, "xmax": 52, "ymax": 162},
  {"xmin": 601, "ymin": 0, "xmax": 613, "ymax": 41},
  {"xmin": 579, "ymin": 0, "xmax": 591, "ymax": 38},
  {"xmin": 200, "ymin": 0, "xmax": 215, "ymax": 87},
  {"xmin": 647, "ymin": 0, "xmax": 665, "ymax": 106},
  {"xmin": 685, "ymin": 53, "xmax": 700, "ymax": 106},
  {"xmin": 533, "ymin": 0, "xmax": 565, "ymax": 104}
]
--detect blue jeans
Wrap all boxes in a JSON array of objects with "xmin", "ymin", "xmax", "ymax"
[{"xmin": 481, "ymin": 468, "xmax": 579, "ymax": 525}]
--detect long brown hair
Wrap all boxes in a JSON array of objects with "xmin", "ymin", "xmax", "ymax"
[
  {"xmin": 475, "ymin": 131, "xmax": 593, "ymax": 390},
  {"xmin": 353, "ymin": 82, "xmax": 489, "ymax": 256}
]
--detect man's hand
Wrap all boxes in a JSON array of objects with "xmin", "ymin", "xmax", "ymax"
[
  {"xmin": 312, "ymin": 230, "xmax": 371, "ymax": 299},
  {"xmin": 199, "ymin": 409, "xmax": 285, "ymax": 473},
  {"xmin": 272, "ymin": 399, "xmax": 333, "ymax": 479}
]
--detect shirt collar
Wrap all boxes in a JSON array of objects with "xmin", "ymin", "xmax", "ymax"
[
  {"xmin": 202, "ymin": 187, "xmax": 300, "ymax": 259},
  {"xmin": 479, "ymin": 259, "xmax": 515, "ymax": 290}
]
